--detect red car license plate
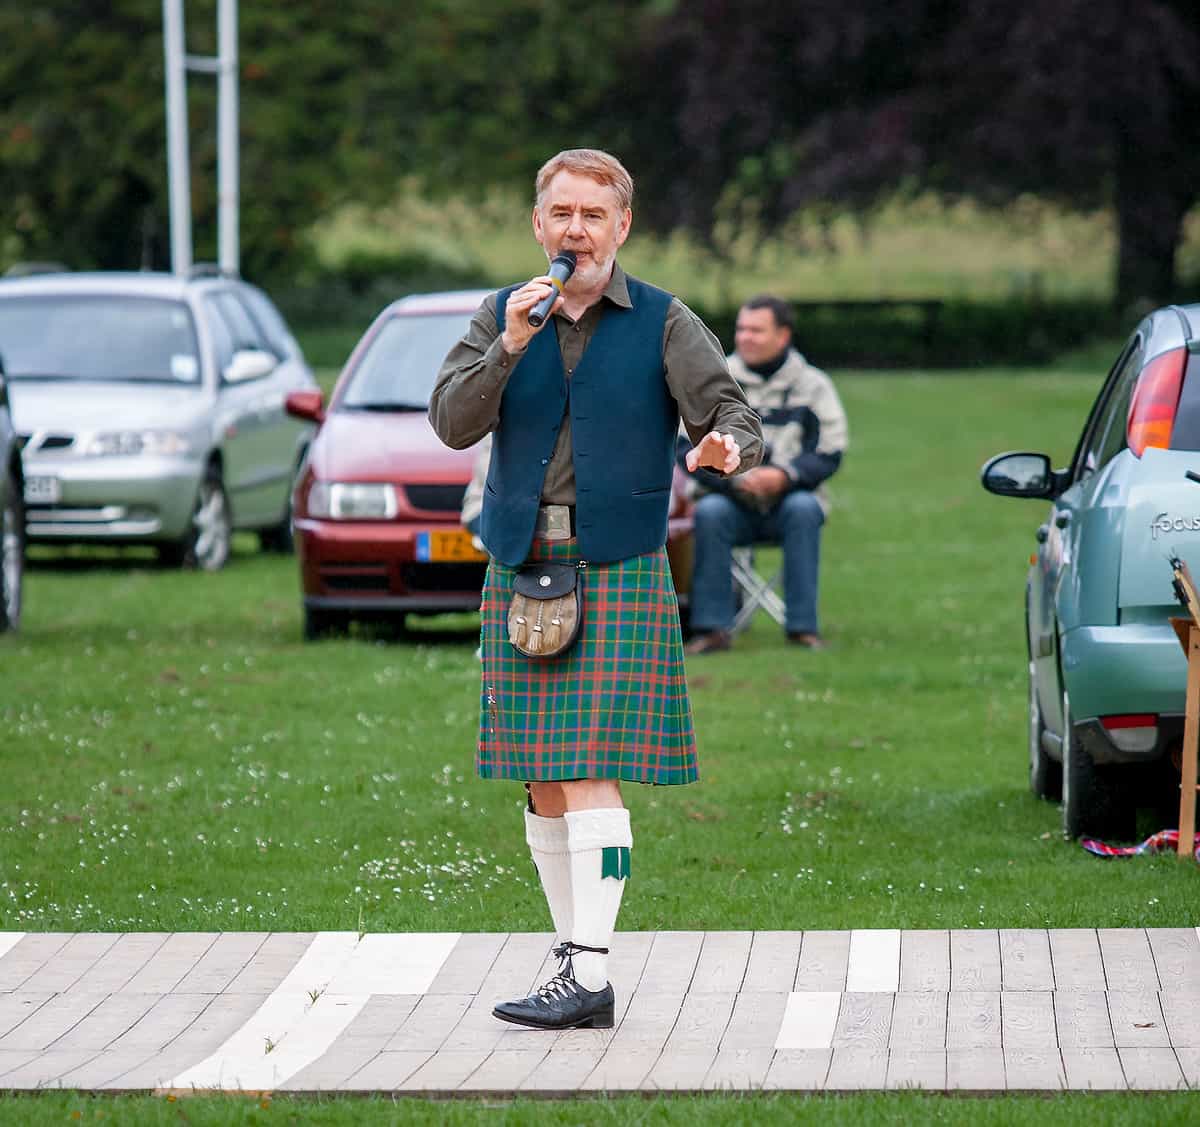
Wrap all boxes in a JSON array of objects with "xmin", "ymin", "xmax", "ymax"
[{"xmin": 416, "ymin": 529, "xmax": 487, "ymax": 563}]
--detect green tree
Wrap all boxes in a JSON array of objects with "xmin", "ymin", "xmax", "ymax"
[
  {"xmin": 1, "ymin": 1, "xmax": 430, "ymax": 278},
  {"xmin": 1, "ymin": 4, "xmax": 168, "ymax": 270},
  {"xmin": 0, "ymin": 1, "xmax": 645, "ymax": 280}
]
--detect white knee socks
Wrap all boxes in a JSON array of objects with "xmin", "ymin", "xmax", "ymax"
[
  {"xmin": 564, "ymin": 808, "xmax": 633, "ymax": 992},
  {"xmin": 524, "ymin": 810, "xmax": 572, "ymax": 942}
]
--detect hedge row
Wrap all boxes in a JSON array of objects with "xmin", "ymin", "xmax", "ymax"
[
  {"xmin": 690, "ymin": 297, "xmax": 1130, "ymax": 368},
  {"xmin": 277, "ymin": 261, "xmax": 1131, "ymax": 370}
]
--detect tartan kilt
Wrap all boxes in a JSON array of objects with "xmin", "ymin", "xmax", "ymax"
[{"xmin": 477, "ymin": 537, "xmax": 698, "ymax": 785}]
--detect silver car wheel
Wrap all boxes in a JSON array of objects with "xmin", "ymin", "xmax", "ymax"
[
  {"xmin": 1028, "ymin": 660, "xmax": 1041, "ymax": 779},
  {"xmin": 192, "ymin": 476, "xmax": 231, "ymax": 571},
  {"xmin": 0, "ymin": 490, "xmax": 21, "ymax": 630}
]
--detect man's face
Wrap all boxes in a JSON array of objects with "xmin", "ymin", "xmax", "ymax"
[
  {"xmin": 734, "ymin": 306, "xmax": 791, "ymax": 367},
  {"xmin": 533, "ymin": 170, "xmax": 632, "ymax": 291}
]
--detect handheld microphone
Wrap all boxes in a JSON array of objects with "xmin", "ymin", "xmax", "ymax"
[{"xmin": 527, "ymin": 251, "xmax": 577, "ymax": 328}]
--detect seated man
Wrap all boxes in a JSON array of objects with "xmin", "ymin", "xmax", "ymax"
[{"xmin": 683, "ymin": 295, "xmax": 847, "ymax": 653}]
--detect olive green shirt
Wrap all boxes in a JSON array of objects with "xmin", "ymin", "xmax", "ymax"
[{"xmin": 430, "ymin": 265, "xmax": 763, "ymax": 504}]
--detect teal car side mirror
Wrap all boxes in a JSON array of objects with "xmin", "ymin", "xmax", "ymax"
[{"xmin": 981, "ymin": 451, "xmax": 1066, "ymax": 499}]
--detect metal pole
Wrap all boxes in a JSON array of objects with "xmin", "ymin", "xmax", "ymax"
[
  {"xmin": 162, "ymin": 0, "xmax": 192, "ymax": 276},
  {"xmin": 217, "ymin": 0, "xmax": 239, "ymax": 276}
]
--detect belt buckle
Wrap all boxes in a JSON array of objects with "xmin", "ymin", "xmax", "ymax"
[{"xmin": 536, "ymin": 504, "xmax": 572, "ymax": 541}]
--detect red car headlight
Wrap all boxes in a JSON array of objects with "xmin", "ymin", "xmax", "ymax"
[{"xmin": 307, "ymin": 481, "xmax": 398, "ymax": 520}]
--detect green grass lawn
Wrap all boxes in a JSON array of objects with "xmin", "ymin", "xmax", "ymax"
[
  {"xmin": 2, "ymin": 365, "xmax": 1196, "ymax": 1117},
  {"xmin": 7, "ymin": 1090, "xmax": 1200, "ymax": 1126},
  {"xmin": 4, "ymin": 364, "xmax": 1188, "ymax": 936}
]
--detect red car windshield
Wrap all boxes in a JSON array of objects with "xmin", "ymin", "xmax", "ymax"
[{"xmin": 341, "ymin": 312, "xmax": 473, "ymax": 411}]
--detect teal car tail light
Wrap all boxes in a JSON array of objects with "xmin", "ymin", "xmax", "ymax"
[
  {"xmin": 1127, "ymin": 347, "xmax": 1186, "ymax": 456},
  {"xmin": 1101, "ymin": 713, "xmax": 1159, "ymax": 753}
]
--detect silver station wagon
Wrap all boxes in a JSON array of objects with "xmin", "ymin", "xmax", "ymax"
[
  {"xmin": 0, "ymin": 272, "xmax": 318, "ymax": 569},
  {"xmin": 983, "ymin": 303, "xmax": 1200, "ymax": 841}
]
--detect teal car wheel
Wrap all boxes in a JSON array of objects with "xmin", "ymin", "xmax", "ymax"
[
  {"xmin": 1029, "ymin": 659, "xmax": 1062, "ymax": 801},
  {"xmin": 1061, "ymin": 689, "xmax": 1134, "ymax": 841}
]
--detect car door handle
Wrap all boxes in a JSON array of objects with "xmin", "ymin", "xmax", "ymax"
[
  {"xmin": 1035, "ymin": 524, "xmax": 1049, "ymax": 543},
  {"xmin": 1054, "ymin": 513, "xmax": 1072, "ymax": 528}
]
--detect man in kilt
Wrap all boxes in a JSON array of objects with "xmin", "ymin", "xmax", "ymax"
[{"xmin": 430, "ymin": 149, "xmax": 763, "ymax": 1031}]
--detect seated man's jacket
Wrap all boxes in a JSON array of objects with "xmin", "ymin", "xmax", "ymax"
[{"xmin": 683, "ymin": 348, "xmax": 848, "ymax": 512}]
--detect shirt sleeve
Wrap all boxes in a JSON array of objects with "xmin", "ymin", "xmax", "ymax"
[
  {"xmin": 428, "ymin": 293, "xmax": 526, "ymax": 450},
  {"xmin": 763, "ymin": 364, "xmax": 849, "ymax": 489},
  {"xmin": 802, "ymin": 369, "xmax": 848, "ymax": 455},
  {"xmin": 663, "ymin": 299, "xmax": 764, "ymax": 475},
  {"xmin": 775, "ymin": 366, "xmax": 848, "ymax": 490}
]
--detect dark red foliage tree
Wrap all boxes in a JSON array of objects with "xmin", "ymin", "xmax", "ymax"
[{"xmin": 620, "ymin": 0, "xmax": 1200, "ymax": 307}]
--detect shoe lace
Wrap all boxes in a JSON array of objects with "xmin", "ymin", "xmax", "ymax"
[{"xmin": 534, "ymin": 942, "xmax": 609, "ymax": 1004}]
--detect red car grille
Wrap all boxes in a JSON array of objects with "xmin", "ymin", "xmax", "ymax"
[{"xmin": 404, "ymin": 484, "xmax": 467, "ymax": 512}]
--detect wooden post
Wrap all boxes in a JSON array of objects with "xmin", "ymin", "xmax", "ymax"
[
  {"xmin": 1181, "ymin": 626, "xmax": 1200, "ymax": 858},
  {"xmin": 1169, "ymin": 553, "xmax": 1200, "ymax": 859}
]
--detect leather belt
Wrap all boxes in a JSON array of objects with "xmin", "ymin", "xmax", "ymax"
[{"xmin": 534, "ymin": 503, "xmax": 575, "ymax": 540}]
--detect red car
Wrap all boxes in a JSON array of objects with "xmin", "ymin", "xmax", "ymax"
[{"xmin": 286, "ymin": 290, "xmax": 695, "ymax": 639}]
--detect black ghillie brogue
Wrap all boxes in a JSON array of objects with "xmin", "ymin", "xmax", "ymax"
[{"xmin": 492, "ymin": 942, "xmax": 615, "ymax": 1030}]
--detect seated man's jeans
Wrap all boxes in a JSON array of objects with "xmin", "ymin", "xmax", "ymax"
[{"xmin": 689, "ymin": 490, "xmax": 825, "ymax": 635}]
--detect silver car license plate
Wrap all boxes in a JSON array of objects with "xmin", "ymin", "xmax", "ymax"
[{"xmin": 24, "ymin": 475, "xmax": 61, "ymax": 504}]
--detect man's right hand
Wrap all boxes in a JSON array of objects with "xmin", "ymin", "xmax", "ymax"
[{"xmin": 500, "ymin": 276, "xmax": 563, "ymax": 354}]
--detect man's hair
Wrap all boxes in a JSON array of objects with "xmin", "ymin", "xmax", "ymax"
[
  {"xmin": 742, "ymin": 294, "xmax": 795, "ymax": 333},
  {"xmin": 535, "ymin": 149, "xmax": 634, "ymax": 212}
]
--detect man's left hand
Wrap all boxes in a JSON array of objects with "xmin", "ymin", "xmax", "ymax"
[{"xmin": 686, "ymin": 431, "xmax": 741, "ymax": 475}]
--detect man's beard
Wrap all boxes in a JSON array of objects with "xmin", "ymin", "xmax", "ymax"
[{"xmin": 563, "ymin": 249, "xmax": 616, "ymax": 290}]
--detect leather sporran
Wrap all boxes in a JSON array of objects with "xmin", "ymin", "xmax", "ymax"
[{"xmin": 507, "ymin": 562, "xmax": 584, "ymax": 658}]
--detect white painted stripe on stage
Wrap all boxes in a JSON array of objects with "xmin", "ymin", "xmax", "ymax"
[
  {"xmin": 161, "ymin": 931, "xmax": 459, "ymax": 1091},
  {"xmin": 267, "ymin": 930, "xmax": 365, "ymax": 994},
  {"xmin": 845, "ymin": 929, "xmax": 901, "ymax": 993},
  {"xmin": 162, "ymin": 931, "xmax": 361, "ymax": 1091},
  {"xmin": 174, "ymin": 991, "xmax": 370, "ymax": 1092},
  {"xmin": 0, "ymin": 934, "xmax": 26, "ymax": 962},
  {"xmin": 775, "ymin": 991, "xmax": 841, "ymax": 1049},
  {"xmin": 326, "ymin": 933, "xmax": 461, "ymax": 995}
]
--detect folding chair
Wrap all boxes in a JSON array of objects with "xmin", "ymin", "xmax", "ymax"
[{"xmin": 730, "ymin": 546, "xmax": 786, "ymax": 634}]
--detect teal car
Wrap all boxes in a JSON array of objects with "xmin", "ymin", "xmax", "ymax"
[{"xmin": 983, "ymin": 304, "xmax": 1200, "ymax": 840}]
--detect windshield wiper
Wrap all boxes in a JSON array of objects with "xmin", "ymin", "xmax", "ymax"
[
  {"xmin": 9, "ymin": 372, "xmax": 82, "ymax": 381},
  {"xmin": 347, "ymin": 401, "xmax": 428, "ymax": 412},
  {"xmin": 10, "ymin": 372, "xmax": 187, "ymax": 383}
]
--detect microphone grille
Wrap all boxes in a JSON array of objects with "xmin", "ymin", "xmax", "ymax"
[{"xmin": 554, "ymin": 250, "xmax": 577, "ymax": 270}]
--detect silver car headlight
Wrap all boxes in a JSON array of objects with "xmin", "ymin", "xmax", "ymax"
[
  {"xmin": 82, "ymin": 430, "xmax": 192, "ymax": 457},
  {"xmin": 307, "ymin": 481, "xmax": 398, "ymax": 520}
]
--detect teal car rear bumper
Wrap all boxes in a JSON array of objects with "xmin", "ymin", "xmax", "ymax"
[{"xmin": 1061, "ymin": 623, "xmax": 1186, "ymax": 764}]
